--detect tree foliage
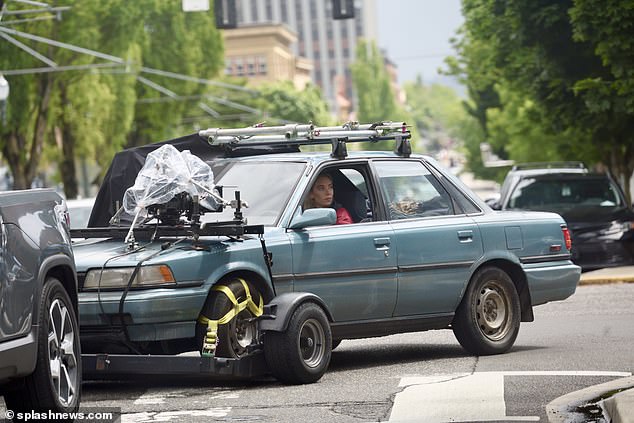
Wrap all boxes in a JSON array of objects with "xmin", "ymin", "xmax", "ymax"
[
  {"xmin": 449, "ymin": 0, "xmax": 634, "ymax": 196},
  {"xmin": 403, "ymin": 78, "xmax": 468, "ymax": 157},
  {"xmin": 351, "ymin": 39, "xmax": 397, "ymax": 123},
  {"xmin": 351, "ymin": 39, "xmax": 418, "ymax": 151},
  {"xmin": 254, "ymin": 81, "xmax": 333, "ymax": 126},
  {"xmin": 0, "ymin": 0, "xmax": 223, "ymax": 195}
]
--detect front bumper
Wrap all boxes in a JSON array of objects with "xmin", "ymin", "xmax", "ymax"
[
  {"xmin": 79, "ymin": 285, "xmax": 209, "ymax": 342},
  {"xmin": 523, "ymin": 261, "xmax": 581, "ymax": 306},
  {"xmin": 571, "ymin": 239, "xmax": 634, "ymax": 271}
]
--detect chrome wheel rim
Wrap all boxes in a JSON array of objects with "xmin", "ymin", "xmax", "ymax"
[
  {"xmin": 229, "ymin": 310, "xmax": 256, "ymax": 355},
  {"xmin": 476, "ymin": 281, "xmax": 512, "ymax": 341},
  {"xmin": 298, "ymin": 318, "xmax": 325, "ymax": 368},
  {"xmin": 48, "ymin": 298, "xmax": 78, "ymax": 407}
]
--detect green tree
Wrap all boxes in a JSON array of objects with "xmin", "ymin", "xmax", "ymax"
[
  {"xmin": 569, "ymin": 0, "xmax": 634, "ymax": 195},
  {"xmin": 351, "ymin": 39, "xmax": 415, "ymax": 151},
  {"xmin": 351, "ymin": 39, "xmax": 397, "ymax": 122},
  {"xmin": 450, "ymin": 0, "xmax": 634, "ymax": 196},
  {"xmin": 0, "ymin": 0, "xmax": 223, "ymax": 195},
  {"xmin": 404, "ymin": 78, "xmax": 467, "ymax": 154},
  {"xmin": 126, "ymin": 0, "xmax": 223, "ymax": 148},
  {"xmin": 254, "ymin": 81, "xmax": 333, "ymax": 126}
]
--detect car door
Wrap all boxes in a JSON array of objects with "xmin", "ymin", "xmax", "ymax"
[
  {"xmin": 287, "ymin": 164, "xmax": 397, "ymax": 322},
  {"xmin": 372, "ymin": 160, "xmax": 484, "ymax": 317}
]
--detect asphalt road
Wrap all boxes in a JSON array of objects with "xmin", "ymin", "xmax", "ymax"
[
  {"xmin": 0, "ymin": 283, "xmax": 630, "ymax": 422},
  {"xmin": 37, "ymin": 282, "xmax": 628, "ymax": 423}
]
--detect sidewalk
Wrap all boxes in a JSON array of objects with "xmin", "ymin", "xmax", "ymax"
[{"xmin": 579, "ymin": 265, "xmax": 634, "ymax": 285}]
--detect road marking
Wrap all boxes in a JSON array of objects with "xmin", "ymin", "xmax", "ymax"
[
  {"xmin": 389, "ymin": 371, "xmax": 632, "ymax": 422},
  {"xmin": 133, "ymin": 388, "xmax": 239, "ymax": 405},
  {"xmin": 123, "ymin": 408, "xmax": 231, "ymax": 422}
]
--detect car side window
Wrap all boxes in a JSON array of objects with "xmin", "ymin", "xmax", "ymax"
[
  {"xmin": 375, "ymin": 161, "xmax": 454, "ymax": 220},
  {"xmin": 301, "ymin": 166, "xmax": 374, "ymax": 224}
]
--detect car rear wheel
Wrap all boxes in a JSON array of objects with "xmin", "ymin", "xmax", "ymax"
[
  {"xmin": 264, "ymin": 302, "xmax": 332, "ymax": 384},
  {"xmin": 452, "ymin": 266, "xmax": 520, "ymax": 355},
  {"xmin": 4, "ymin": 277, "xmax": 82, "ymax": 414},
  {"xmin": 196, "ymin": 278, "xmax": 263, "ymax": 358}
]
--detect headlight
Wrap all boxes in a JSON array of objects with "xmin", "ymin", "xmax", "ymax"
[
  {"xmin": 621, "ymin": 221, "xmax": 634, "ymax": 231},
  {"xmin": 83, "ymin": 265, "xmax": 176, "ymax": 290},
  {"xmin": 596, "ymin": 221, "xmax": 634, "ymax": 238}
]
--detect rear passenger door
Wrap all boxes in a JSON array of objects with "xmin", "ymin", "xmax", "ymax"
[{"xmin": 372, "ymin": 160, "xmax": 484, "ymax": 317}]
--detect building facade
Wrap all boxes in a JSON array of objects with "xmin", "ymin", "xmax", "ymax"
[
  {"xmin": 231, "ymin": 0, "xmax": 378, "ymax": 119},
  {"xmin": 223, "ymin": 23, "xmax": 313, "ymax": 90}
]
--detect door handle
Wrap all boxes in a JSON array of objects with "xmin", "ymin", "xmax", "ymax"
[
  {"xmin": 374, "ymin": 237, "xmax": 391, "ymax": 250},
  {"xmin": 457, "ymin": 230, "xmax": 473, "ymax": 243}
]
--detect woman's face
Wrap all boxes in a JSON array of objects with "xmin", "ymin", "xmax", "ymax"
[{"xmin": 310, "ymin": 175, "xmax": 334, "ymax": 208}]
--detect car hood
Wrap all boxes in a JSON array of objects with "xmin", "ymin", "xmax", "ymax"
[
  {"xmin": 72, "ymin": 238, "xmax": 163, "ymax": 270},
  {"xmin": 71, "ymin": 237, "xmax": 229, "ymax": 271}
]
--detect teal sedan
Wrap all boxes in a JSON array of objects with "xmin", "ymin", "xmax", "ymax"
[{"xmin": 72, "ymin": 123, "xmax": 580, "ymax": 384}]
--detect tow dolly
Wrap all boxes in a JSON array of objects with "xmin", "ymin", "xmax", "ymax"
[{"xmin": 73, "ymin": 201, "xmax": 275, "ymax": 380}]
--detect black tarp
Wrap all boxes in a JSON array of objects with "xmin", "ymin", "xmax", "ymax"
[{"xmin": 88, "ymin": 133, "xmax": 298, "ymax": 227}]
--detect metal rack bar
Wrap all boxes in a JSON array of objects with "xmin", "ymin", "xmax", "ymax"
[{"xmin": 199, "ymin": 121, "xmax": 410, "ymax": 147}]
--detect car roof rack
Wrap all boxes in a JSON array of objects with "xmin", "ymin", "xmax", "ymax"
[
  {"xmin": 198, "ymin": 121, "xmax": 412, "ymax": 158},
  {"xmin": 511, "ymin": 161, "xmax": 587, "ymax": 171}
]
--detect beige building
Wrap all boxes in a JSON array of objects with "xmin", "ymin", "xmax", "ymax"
[{"xmin": 223, "ymin": 23, "xmax": 312, "ymax": 90}]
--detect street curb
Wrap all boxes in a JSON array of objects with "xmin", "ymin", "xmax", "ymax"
[
  {"xmin": 579, "ymin": 266, "xmax": 634, "ymax": 285},
  {"xmin": 579, "ymin": 277, "xmax": 634, "ymax": 285},
  {"xmin": 547, "ymin": 376, "xmax": 634, "ymax": 423},
  {"xmin": 603, "ymin": 387, "xmax": 634, "ymax": 423}
]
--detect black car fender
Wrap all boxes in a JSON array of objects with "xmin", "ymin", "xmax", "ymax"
[{"xmin": 259, "ymin": 292, "xmax": 333, "ymax": 333}]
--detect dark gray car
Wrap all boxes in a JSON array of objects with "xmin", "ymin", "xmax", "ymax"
[{"xmin": 0, "ymin": 189, "xmax": 81, "ymax": 413}]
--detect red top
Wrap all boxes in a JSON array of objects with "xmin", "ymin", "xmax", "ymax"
[{"xmin": 336, "ymin": 207, "xmax": 353, "ymax": 225}]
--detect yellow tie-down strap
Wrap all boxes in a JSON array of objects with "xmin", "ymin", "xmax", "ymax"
[{"xmin": 197, "ymin": 278, "xmax": 263, "ymax": 356}]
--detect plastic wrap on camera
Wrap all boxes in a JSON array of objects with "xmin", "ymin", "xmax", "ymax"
[{"xmin": 122, "ymin": 144, "xmax": 219, "ymax": 219}]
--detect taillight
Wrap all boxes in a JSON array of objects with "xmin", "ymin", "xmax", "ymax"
[{"xmin": 561, "ymin": 225, "xmax": 572, "ymax": 250}]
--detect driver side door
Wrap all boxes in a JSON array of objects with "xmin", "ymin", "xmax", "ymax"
[{"xmin": 287, "ymin": 165, "xmax": 397, "ymax": 323}]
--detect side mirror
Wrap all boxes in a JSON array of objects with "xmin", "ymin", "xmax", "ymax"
[{"xmin": 289, "ymin": 208, "xmax": 336, "ymax": 229}]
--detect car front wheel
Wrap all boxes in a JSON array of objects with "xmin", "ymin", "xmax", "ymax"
[
  {"xmin": 196, "ymin": 278, "xmax": 263, "ymax": 358},
  {"xmin": 4, "ymin": 277, "xmax": 82, "ymax": 414},
  {"xmin": 264, "ymin": 302, "xmax": 332, "ymax": 384},
  {"xmin": 452, "ymin": 266, "xmax": 521, "ymax": 355}
]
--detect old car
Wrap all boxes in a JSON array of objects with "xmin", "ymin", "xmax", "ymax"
[
  {"xmin": 72, "ymin": 122, "xmax": 580, "ymax": 384},
  {"xmin": 489, "ymin": 162, "xmax": 634, "ymax": 270},
  {"xmin": 0, "ymin": 189, "xmax": 81, "ymax": 413}
]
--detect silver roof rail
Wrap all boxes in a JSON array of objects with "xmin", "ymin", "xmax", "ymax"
[{"xmin": 198, "ymin": 121, "xmax": 412, "ymax": 158}]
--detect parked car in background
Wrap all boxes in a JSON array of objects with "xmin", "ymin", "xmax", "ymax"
[
  {"xmin": 66, "ymin": 197, "xmax": 96, "ymax": 229},
  {"xmin": 72, "ymin": 123, "xmax": 580, "ymax": 384},
  {"xmin": 489, "ymin": 162, "xmax": 634, "ymax": 270},
  {"xmin": 0, "ymin": 189, "xmax": 81, "ymax": 412}
]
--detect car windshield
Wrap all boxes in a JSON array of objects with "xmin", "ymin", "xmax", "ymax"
[
  {"xmin": 202, "ymin": 160, "xmax": 306, "ymax": 226},
  {"xmin": 507, "ymin": 176, "xmax": 625, "ymax": 212}
]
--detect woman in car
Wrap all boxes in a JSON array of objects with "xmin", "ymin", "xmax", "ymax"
[{"xmin": 304, "ymin": 173, "xmax": 353, "ymax": 225}]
